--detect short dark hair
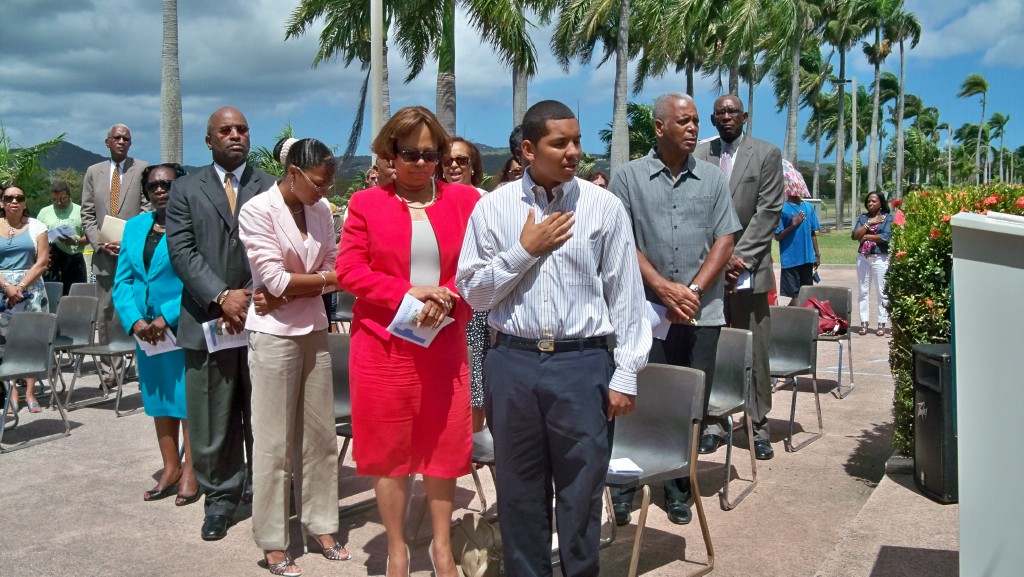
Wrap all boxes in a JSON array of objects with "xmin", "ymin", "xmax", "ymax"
[
  {"xmin": 450, "ymin": 137, "xmax": 484, "ymax": 187},
  {"xmin": 585, "ymin": 171, "xmax": 609, "ymax": 185},
  {"xmin": 521, "ymin": 101, "xmax": 575, "ymax": 145},
  {"xmin": 286, "ymin": 138, "xmax": 337, "ymax": 174},
  {"xmin": 141, "ymin": 163, "xmax": 187, "ymax": 201},
  {"xmin": 509, "ymin": 124, "xmax": 524, "ymax": 161},
  {"xmin": 864, "ymin": 191, "xmax": 890, "ymax": 214},
  {"xmin": 50, "ymin": 180, "xmax": 71, "ymax": 195}
]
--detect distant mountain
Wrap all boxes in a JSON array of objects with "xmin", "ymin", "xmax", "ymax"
[{"xmin": 38, "ymin": 141, "xmax": 106, "ymax": 172}]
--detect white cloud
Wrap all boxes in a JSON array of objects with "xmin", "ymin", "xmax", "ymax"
[{"xmin": 907, "ymin": 0, "xmax": 1024, "ymax": 68}]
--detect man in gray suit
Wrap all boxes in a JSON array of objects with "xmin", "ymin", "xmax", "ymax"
[
  {"xmin": 694, "ymin": 94, "xmax": 784, "ymax": 461},
  {"xmin": 81, "ymin": 124, "xmax": 151, "ymax": 382},
  {"xmin": 167, "ymin": 107, "xmax": 272, "ymax": 541}
]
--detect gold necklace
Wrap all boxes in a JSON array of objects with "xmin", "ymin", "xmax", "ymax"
[{"xmin": 398, "ymin": 179, "xmax": 437, "ymax": 209}]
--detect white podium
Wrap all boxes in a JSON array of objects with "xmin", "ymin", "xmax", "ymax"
[{"xmin": 951, "ymin": 212, "xmax": 1024, "ymax": 576}]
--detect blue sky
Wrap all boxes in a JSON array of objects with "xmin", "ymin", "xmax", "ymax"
[{"xmin": 1, "ymin": 0, "xmax": 1021, "ymax": 170}]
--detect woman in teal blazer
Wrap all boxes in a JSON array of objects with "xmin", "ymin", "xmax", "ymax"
[{"xmin": 113, "ymin": 163, "xmax": 198, "ymax": 506}]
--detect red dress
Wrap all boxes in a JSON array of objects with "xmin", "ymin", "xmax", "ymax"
[{"xmin": 336, "ymin": 181, "xmax": 479, "ymax": 478}]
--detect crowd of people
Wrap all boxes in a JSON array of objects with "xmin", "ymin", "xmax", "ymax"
[{"xmin": 0, "ymin": 92, "xmax": 899, "ymax": 577}]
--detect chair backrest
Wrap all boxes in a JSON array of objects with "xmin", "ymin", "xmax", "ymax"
[
  {"xmin": 106, "ymin": 312, "xmax": 136, "ymax": 350},
  {"xmin": 334, "ymin": 291, "xmax": 356, "ymax": 322},
  {"xmin": 768, "ymin": 306, "xmax": 818, "ymax": 371},
  {"xmin": 611, "ymin": 364, "xmax": 705, "ymax": 473},
  {"xmin": 795, "ymin": 285, "xmax": 853, "ymax": 325},
  {"xmin": 68, "ymin": 283, "xmax": 98, "ymax": 298},
  {"xmin": 45, "ymin": 282, "xmax": 63, "ymax": 314},
  {"xmin": 709, "ymin": 328, "xmax": 753, "ymax": 417},
  {"xmin": 328, "ymin": 333, "xmax": 351, "ymax": 421},
  {"xmin": 0, "ymin": 312, "xmax": 57, "ymax": 379},
  {"xmin": 54, "ymin": 296, "xmax": 98, "ymax": 349}
]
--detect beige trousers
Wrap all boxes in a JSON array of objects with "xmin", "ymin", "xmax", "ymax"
[{"xmin": 249, "ymin": 330, "xmax": 338, "ymax": 550}]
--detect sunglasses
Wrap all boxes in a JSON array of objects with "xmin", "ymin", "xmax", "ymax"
[
  {"xmin": 397, "ymin": 150, "xmax": 441, "ymax": 164},
  {"xmin": 444, "ymin": 155, "xmax": 471, "ymax": 167},
  {"xmin": 2, "ymin": 195, "xmax": 26, "ymax": 203},
  {"xmin": 297, "ymin": 167, "xmax": 336, "ymax": 194},
  {"xmin": 145, "ymin": 180, "xmax": 174, "ymax": 193}
]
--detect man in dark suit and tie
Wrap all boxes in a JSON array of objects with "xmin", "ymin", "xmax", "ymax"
[
  {"xmin": 81, "ymin": 124, "xmax": 151, "ymax": 382},
  {"xmin": 167, "ymin": 107, "xmax": 273, "ymax": 541},
  {"xmin": 694, "ymin": 94, "xmax": 784, "ymax": 461}
]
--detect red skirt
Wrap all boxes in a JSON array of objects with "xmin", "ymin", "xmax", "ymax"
[{"xmin": 349, "ymin": 321, "xmax": 472, "ymax": 478}]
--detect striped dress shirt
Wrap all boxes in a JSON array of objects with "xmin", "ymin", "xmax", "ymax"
[{"xmin": 456, "ymin": 171, "xmax": 652, "ymax": 395}]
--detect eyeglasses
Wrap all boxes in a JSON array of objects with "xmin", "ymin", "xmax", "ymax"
[
  {"xmin": 297, "ymin": 167, "xmax": 336, "ymax": 194},
  {"xmin": 145, "ymin": 180, "xmax": 174, "ymax": 193},
  {"xmin": 397, "ymin": 150, "xmax": 441, "ymax": 164},
  {"xmin": 508, "ymin": 167, "xmax": 524, "ymax": 177},
  {"xmin": 713, "ymin": 108, "xmax": 744, "ymax": 118},
  {"xmin": 444, "ymin": 155, "xmax": 471, "ymax": 167},
  {"xmin": 214, "ymin": 125, "xmax": 249, "ymax": 136},
  {"xmin": 2, "ymin": 195, "xmax": 26, "ymax": 203}
]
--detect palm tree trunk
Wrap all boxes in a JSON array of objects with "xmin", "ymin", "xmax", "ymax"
[
  {"xmin": 160, "ymin": 0, "xmax": 182, "ymax": 164},
  {"xmin": 835, "ymin": 54, "xmax": 847, "ymax": 230},
  {"xmin": 610, "ymin": 0, "xmax": 631, "ymax": 170},
  {"xmin": 895, "ymin": 40, "xmax": 906, "ymax": 197},
  {"xmin": 877, "ymin": 134, "xmax": 884, "ymax": 185},
  {"xmin": 784, "ymin": 31, "xmax": 801, "ymax": 163},
  {"xmin": 382, "ymin": 40, "xmax": 392, "ymax": 121},
  {"xmin": 746, "ymin": 50, "xmax": 755, "ymax": 136},
  {"xmin": 973, "ymin": 97, "xmax": 985, "ymax": 184},
  {"xmin": 512, "ymin": 65, "xmax": 528, "ymax": 127},
  {"xmin": 813, "ymin": 114, "xmax": 822, "ymax": 198},
  {"xmin": 729, "ymin": 64, "xmax": 739, "ymax": 94},
  {"xmin": 436, "ymin": 0, "xmax": 457, "ymax": 135},
  {"xmin": 686, "ymin": 62, "xmax": 695, "ymax": 97},
  {"xmin": 1000, "ymin": 136, "xmax": 1005, "ymax": 182},
  {"xmin": 947, "ymin": 127, "xmax": 953, "ymax": 187},
  {"xmin": 867, "ymin": 29, "xmax": 880, "ymax": 192}
]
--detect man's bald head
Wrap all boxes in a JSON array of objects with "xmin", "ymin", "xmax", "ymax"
[{"xmin": 205, "ymin": 107, "xmax": 251, "ymax": 171}]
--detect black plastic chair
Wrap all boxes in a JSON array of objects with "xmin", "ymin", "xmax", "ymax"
[
  {"xmin": 328, "ymin": 333, "xmax": 353, "ymax": 464},
  {"xmin": 795, "ymin": 285, "xmax": 856, "ymax": 399},
  {"xmin": 0, "ymin": 312, "xmax": 69, "ymax": 452},
  {"xmin": 604, "ymin": 364, "xmax": 714, "ymax": 577},
  {"xmin": 709, "ymin": 327, "xmax": 758, "ymax": 510},
  {"xmin": 51, "ymin": 295, "xmax": 99, "ymax": 393},
  {"xmin": 65, "ymin": 314, "xmax": 138, "ymax": 416},
  {"xmin": 44, "ymin": 281, "xmax": 63, "ymax": 314},
  {"xmin": 67, "ymin": 282, "xmax": 97, "ymax": 298},
  {"xmin": 768, "ymin": 306, "xmax": 823, "ymax": 452},
  {"xmin": 330, "ymin": 291, "xmax": 356, "ymax": 333}
]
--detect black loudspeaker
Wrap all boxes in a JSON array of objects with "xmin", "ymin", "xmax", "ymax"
[{"xmin": 912, "ymin": 343, "xmax": 957, "ymax": 504}]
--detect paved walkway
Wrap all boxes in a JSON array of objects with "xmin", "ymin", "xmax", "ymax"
[{"xmin": 0, "ymin": 266, "xmax": 958, "ymax": 576}]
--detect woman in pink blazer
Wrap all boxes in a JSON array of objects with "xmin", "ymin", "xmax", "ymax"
[{"xmin": 238, "ymin": 138, "xmax": 350, "ymax": 576}]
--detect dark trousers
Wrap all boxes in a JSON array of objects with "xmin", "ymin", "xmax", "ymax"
[
  {"xmin": 184, "ymin": 346, "xmax": 253, "ymax": 518},
  {"xmin": 613, "ymin": 324, "xmax": 719, "ymax": 505},
  {"xmin": 46, "ymin": 248, "xmax": 88, "ymax": 295},
  {"xmin": 722, "ymin": 291, "xmax": 772, "ymax": 441},
  {"xmin": 485, "ymin": 344, "xmax": 613, "ymax": 577}
]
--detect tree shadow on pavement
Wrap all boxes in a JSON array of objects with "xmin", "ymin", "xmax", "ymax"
[{"xmin": 844, "ymin": 421, "xmax": 893, "ymax": 488}]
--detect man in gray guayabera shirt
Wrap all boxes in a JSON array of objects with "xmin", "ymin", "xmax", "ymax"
[{"xmin": 608, "ymin": 92, "xmax": 740, "ymax": 528}]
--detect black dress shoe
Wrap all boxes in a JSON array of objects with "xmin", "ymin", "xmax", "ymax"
[
  {"xmin": 666, "ymin": 500, "xmax": 692, "ymax": 525},
  {"xmin": 698, "ymin": 434, "xmax": 724, "ymax": 455},
  {"xmin": 612, "ymin": 503, "xmax": 631, "ymax": 527},
  {"xmin": 754, "ymin": 440, "xmax": 775, "ymax": 461},
  {"xmin": 201, "ymin": 515, "xmax": 231, "ymax": 541}
]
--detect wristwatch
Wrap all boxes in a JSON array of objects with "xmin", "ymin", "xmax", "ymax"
[
  {"xmin": 688, "ymin": 283, "xmax": 704, "ymax": 297},
  {"xmin": 215, "ymin": 289, "xmax": 230, "ymax": 306}
]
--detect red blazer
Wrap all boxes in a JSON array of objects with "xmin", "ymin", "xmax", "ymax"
[{"xmin": 336, "ymin": 180, "xmax": 480, "ymax": 342}]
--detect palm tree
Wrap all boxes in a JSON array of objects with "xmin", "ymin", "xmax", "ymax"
[
  {"xmin": 630, "ymin": 0, "xmax": 726, "ymax": 98},
  {"xmin": 775, "ymin": 0, "xmax": 823, "ymax": 163},
  {"xmin": 883, "ymin": 7, "xmax": 920, "ymax": 196},
  {"xmin": 550, "ymin": 0, "xmax": 635, "ymax": 170},
  {"xmin": 861, "ymin": 0, "xmax": 899, "ymax": 193},
  {"xmin": 822, "ymin": 0, "xmax": 869, "ymax": 229},
  {"xmin": 160, "ymin": 0, "xmax": 182, "ymax": 164},
  {"xmin": 770, "ymin": 40, "xmax": 831, "ymax": 163},
  {"xmin": 988, "ymin": 112, "xmax": 1009, "ymax": 183},
  {"xmin": 936, "ymin": 121, "xmax": 951, "ymax": 186},
  {"xmin": 956, "ymin": 73, "xmax": 989, "ymax": 185},
  {"xmin": 597, "ymin": 101, "xmax": 656, "ymax": 159}
]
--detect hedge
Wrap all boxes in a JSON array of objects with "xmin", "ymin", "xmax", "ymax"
[{"xmin": 886, "ymin": 184, "xmax": 1024, "ymax": 455}]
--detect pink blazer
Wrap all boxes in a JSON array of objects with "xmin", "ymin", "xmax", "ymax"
[
  {"xmin": 238, "ymin": 183, "xmax": 339, "ymax": 335},
  {"xmin": 336, "ymin": 180, "xmax": 480, "ymax": 342}
]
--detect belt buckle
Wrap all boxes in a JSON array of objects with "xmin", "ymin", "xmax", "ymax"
[{"xmin": 537, "ymin": 339, "xmax": 555, "ymax": 352}]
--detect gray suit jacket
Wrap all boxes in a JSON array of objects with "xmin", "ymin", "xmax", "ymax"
[
  {"xmin": 166, "ymin": 164, "xmax": 273, "ymax": 350},
  {"xmin": 81, "ymin": 157, "xmax": 152, "ymax": 277},
  {"xmin": 694, "ymin": 135, "xmax": 784, "ymax": 293}
]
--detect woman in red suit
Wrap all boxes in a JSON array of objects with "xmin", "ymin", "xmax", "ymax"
[{"xmin": 336, "ymin": 106, "xmax": 478, "ymax": 577}]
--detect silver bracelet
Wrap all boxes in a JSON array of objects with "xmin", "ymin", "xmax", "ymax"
[{"xmin": 318, "ymin": 271, "xmax": 327, "ymax": 295}]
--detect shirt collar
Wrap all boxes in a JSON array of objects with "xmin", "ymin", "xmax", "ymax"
[
  {"xmin": 722, "ymin": 133, "xmax": 743, "ymax": 151},
  {"xmin": 646, "ymin": 148, "xmax": 699, "ymax": 180},
  {"xmin": 109, "ymin": 158, "xmax": 126, "ymax": 173},
  {"xmin": 523, "ymin": 168, "xmax": 573, "ymax": 205},
  {"xmin": 214, "ymin": 162, "xmax": 247, "ymax": 184}
]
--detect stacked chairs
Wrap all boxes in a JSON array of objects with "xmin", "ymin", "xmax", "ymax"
[
  {"xmin": 0, "ymin": 312, "xmax": 69, "ymax": 452},
  {"xmin": 768, "ymin": 306, "xmax": 823, "ymax": 452},
  {"xmin": 709, "ymin": 327, "xmax": 758, "ymax": 510},
  {"xmin": 794, "ymin": 285, "xmax": 856, "ymax": 399}
]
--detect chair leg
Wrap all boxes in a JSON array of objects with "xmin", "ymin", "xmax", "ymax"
[
  {"xmin": 470, "ymin": 466, "xmax": 489, "ymax": 513},
  {"xmin": 833, "ymin": 338, "xmax": 856, "ymax": 399},
  {"xmin": 720, "ymin": 412, "xmax": 758, "ymax": 510},
  {"xmin": 600, "ymin": 487, "xmax": 616, "ymax": 548},
  {"xmin": 114, "ymin": 355, "xmax": 142, "ymax": 417},
  {"xmin": 626, "ymin": 484, "xmax": 651, "ymax": 577},
  {"xmin": 1, "ymin": 374, "xmax": 71, "ymax": 453},
  {"xmin": 786, "ymin": 375, "xmax": 824, "ymax": 452},
  {"xmin": 688, "ymin": 421, "xmax": 715, "ymax": 577},
  {"xmin": 65, "ymin": 354, "xmax": 116, "ymax": 411},
  {"xmin": 2, "ymin": 380, "xmax": 18, "ymax": 432}
]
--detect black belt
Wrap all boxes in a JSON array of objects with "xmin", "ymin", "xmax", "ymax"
[{"xmin": 495, "ymin": 332, "xmax": 608, "ymax": 353}]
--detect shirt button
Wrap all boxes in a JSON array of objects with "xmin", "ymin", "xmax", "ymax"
[{"xmin": 229, "ymin": 238, "xmax": 237, "ymax": 246}]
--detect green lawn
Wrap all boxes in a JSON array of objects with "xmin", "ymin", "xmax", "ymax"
[{"xmin": 771, "ymin": 230, "xmax": 860, "ymax": 265}]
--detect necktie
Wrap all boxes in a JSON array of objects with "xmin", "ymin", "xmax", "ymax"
[
  {"xmin": 224, "ymin": 171, "xmax": 237, "ymax": 215},
  {"xmin": 720, "ymin": 142, "xmax": 733, "ymax": 183},
  {"xmin": 110, "ymin": 163, "xmax": 121, "ymax": 215}
]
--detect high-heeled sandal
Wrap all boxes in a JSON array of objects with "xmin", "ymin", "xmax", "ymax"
[
  {"xmin": 428, "ymin": 540, "xmax": 459, "ymax": 577},
  {"xmin": 858, "ymin": 323, "xmax": 868, "ymax": 336},
  {"xmin": 306, "ymin": 532, "xmax": 352, "ymax": 561},
  {"xmin": 876, "ymin": 323, "xmax": 886, "ymax": 336},
  {"xmin": 385, "ymin": 545, "xmax": 410, "ymax": 577},
  {"xmin": 264, "ymin": 553, "xmax": 301, "ymax": 577}
]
